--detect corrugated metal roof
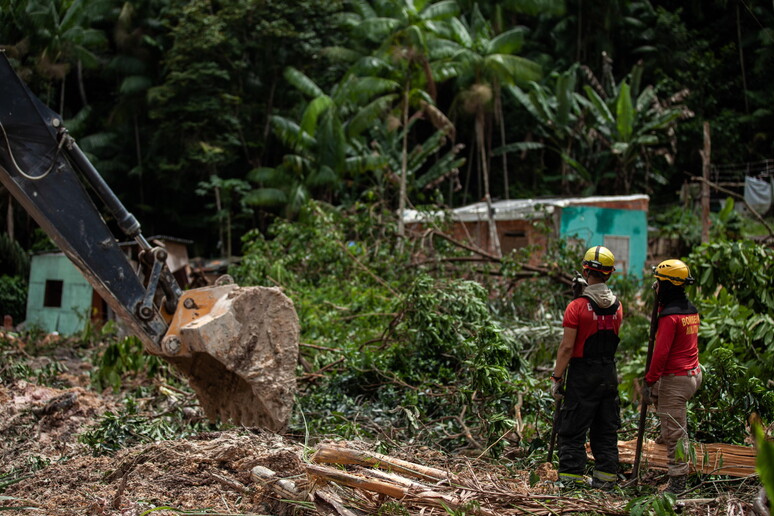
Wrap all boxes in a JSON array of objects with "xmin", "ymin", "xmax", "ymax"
[{"xmin": 403, "ymin": 194, "xmax": 649, "ymax": 223}]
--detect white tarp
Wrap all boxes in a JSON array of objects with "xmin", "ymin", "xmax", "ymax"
[{"xmin": 744, "ymin": 176, "xmax": 772, "ymax": 215}]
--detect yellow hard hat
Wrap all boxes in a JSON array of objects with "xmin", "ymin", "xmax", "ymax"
[
  {"xmin": 582, "ymin": 245, "xmax": 615, "ymax": 274},
  {"xmin": 653, "ymin": 259, "xmax": 694, "ymax": 285}
]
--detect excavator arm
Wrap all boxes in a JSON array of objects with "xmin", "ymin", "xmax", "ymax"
[{"xmin": 0, "ymin": 53, "xmax": 299, "ymax": 430}]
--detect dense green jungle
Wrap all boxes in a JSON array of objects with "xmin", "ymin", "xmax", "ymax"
[{"xmin": 1, "ymin": 0, "xmax": 774, "ymax": 514}]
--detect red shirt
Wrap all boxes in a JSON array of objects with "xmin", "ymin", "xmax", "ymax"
[
  {"xmin": 563, "ymin": 297, "xmax": 623, "ymax": 358},
  {"xmin": 645, "ymin": 313, "xmax": 700, "ymax": 384}
]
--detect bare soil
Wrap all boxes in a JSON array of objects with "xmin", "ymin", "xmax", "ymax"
[
  {"xmin": 0, "ymin": 335, "xmax": 308, "ymax": 515},
  {"xmin": 0, "ymin": 334, "xmax": 766, "ymax": 515}
]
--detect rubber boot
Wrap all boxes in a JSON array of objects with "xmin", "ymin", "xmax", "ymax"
[
  {"xmin": 665, "ymin": 475, "xmax": 686, "ymax": 495},
  {"xmin": 591, "ymin": 477, "xmax": 615, "ymax": 491}
]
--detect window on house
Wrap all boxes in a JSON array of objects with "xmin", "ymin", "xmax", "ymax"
[
  {"xmin": 603, "ymin": 236, "xmax": 630, "ymax": 274},
  {"xmin": 43, "ymin": 280, "xmax": 64, "ymax": 308},
  {"xmin": 500, "ymin": 230, "xmax": 529, "ymax": 256}
]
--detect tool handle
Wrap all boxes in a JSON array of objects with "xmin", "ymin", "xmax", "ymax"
[{"xmin": 631, "ymin": 287, "xmax": 660, "ymax": 479}]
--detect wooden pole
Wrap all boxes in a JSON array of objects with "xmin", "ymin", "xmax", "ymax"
[
  {"xmin": 631, "ymin": 285, "xmax": 659, "ymax": 480},
  {"xmin": 700, "ymin": 122, "xmax": 711, "ymax": 243}
]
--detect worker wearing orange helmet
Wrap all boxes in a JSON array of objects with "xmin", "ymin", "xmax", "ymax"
[
  {"xmin": 643, "ymin": 259, "xmax": 702, "ymax": 495},
  {"xmin": 551, "ymin": 245, "xmax": 623, "ymax": 490}
]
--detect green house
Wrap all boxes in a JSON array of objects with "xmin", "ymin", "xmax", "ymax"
[
  {"xmin": 25, "ymin": 236, "xmax": 192, "ymax": 335},
  {"xmin": 25, "ymin": 253, "xmax": 103, "ymax": 335},
  {"xmin": 404, "ymin": 194, "xmax": 650, "ymax": 277}
]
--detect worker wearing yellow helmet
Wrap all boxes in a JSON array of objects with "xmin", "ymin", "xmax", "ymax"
[
  {"xmin": 643, "ymin": 259, "xmax": 701, "ymax": 495},
  {"xmin": 551, "ymin": 245, "xmax": 623, "ymax": 491}
]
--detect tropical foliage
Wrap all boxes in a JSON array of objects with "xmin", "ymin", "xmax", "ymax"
[{"xmin": 0, "ymin": 0, "xmax": 773, "ymax": 492}]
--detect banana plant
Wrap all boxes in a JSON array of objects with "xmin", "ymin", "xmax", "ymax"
[
  {"xmin": 504, "ymin": 63, "xmax": 592, "ymax": 194},
  {"xmin": 339, "ymin": 0, "xmax": 460, "ymax": 244},
  {"xmin": 579, "ymin": 62, "xmax": 691, "ymax": 193},
  {"xmin": 11, "ymin": 0, "xmax": 111, "ymax": 109},
  {"xmin": 368, "ymin": 117, "xmax": 466, "ymax": 201},
  {"xmin": 245, "ymin": 67, "xmax": 397, "ymax": 218},
  {"xmin": 423, "ymin": 5, "xmax": 542, "ymax": 255}
]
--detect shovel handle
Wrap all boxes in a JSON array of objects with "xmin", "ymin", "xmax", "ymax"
[{"xmin": 631, "ymin": 286, "xmax": 660, "ymax": 479}]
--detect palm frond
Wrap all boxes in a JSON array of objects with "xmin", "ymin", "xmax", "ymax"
[
  {"xmin": 486, "ymin": 27, "xmax": 526, "ymax": 55},
  {"xmin": 247, "ymin": 167, "xmax": 282, "ymax": 184},
  {"xmin": 243, "ymin": 188, "xmax": 288, "ymax": 207},
  {"xmin": 615, "ymin": 81, "xmax": 634, "ymax": 142},
  {"xmin": 583, "ymin": 85, "xmax": 615, "ymax": 127},
  {"xmin": 307, "ymin": 164, "xmax": 339, "ymax": 188},
  {"xmin": 344, "ymin": 155, "xmax": 389, "ymax": 175},
  {"xmin": 347, "ymin": 94, "xmax": 398, "ymax": 138},
  {"xmin": 420, "ymin": 0, "xmax": 460, "ymax": 20},
  {"xmin": 283, "ymin": 66, "xmax": 324, "ymax": 98},
  {"xmin": 448, "ymin": 17, "xmax": 473, "ymax": 47},
  {"xmin": 492, "ymin": 141, "xmax": 546, "ymax": 156},
  {"xmin": 271, "ymin": 115, "xmax": 315, "ymax": 150},
  {"xmin": 484, "ymin": 54, "xmax": 542, "ymax": 84},
  {"xmin": 342, "ymin": 77, "xmax": 399, "ymax": 105},
  {"xmin": 119, "ymin": 75, "xmax": 152, "ymax": 96},
  {"xmin": 358, "ymin": 17, "xmax": 401, "ymax": 42},
  {"xmin": 320, "ymin": 46, "xmax": 362, "ymax": 64},
  {"xmin": 300, "ymin": 95, "xmax": 334, "ymax": 137}
]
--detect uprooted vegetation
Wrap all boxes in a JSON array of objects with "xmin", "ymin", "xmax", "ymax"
[{"xmin": 1, "ymin": 200, "xmax": 773, "ymax": 514}]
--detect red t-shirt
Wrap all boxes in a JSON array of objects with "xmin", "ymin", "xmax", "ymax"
[
  {"xmin": 562, "ymin": 297, "xmax": 623, "ymax": 358},
  {"xmin": 645, "ymin": 312, "xmax": 700, "ymax": 384}
]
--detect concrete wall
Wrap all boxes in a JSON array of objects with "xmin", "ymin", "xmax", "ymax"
[
  {"xmin": 559, "ymin": 206, "xmax": 648, "ymax": 276},
  {"xmin": 26, "ymin": 254, "xmax": 93, "ymax": 335}
]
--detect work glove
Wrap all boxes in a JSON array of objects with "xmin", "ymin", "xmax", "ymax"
[
  {"xmin": 572, "ymin": 272, "xmax": 588, "ymax": 299},
  {"xmin": 551, "ymin": 378, "xmax": 565, "ymax": 401},
  {"xmin": 642, "ymin": 382, "xmax": 654, "ymax": 405}
]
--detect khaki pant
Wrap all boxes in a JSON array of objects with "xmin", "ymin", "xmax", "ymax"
[{"xmin": 653, "ymin": 371, "xmax": 702, "ymax": 477}]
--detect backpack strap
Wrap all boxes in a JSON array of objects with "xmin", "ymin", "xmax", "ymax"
[{"xmin": 582, "ymin": 296, "xmax": 620, "ymax": 316}]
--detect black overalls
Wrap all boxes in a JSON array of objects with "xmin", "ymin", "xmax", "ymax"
[{"xmin": 557, "ymin": 297, "xmax": 621, "ymax": 483}]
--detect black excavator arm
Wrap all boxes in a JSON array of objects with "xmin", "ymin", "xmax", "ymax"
[
  {"xmin": 0, "ymin": 52, "xmax": 178, "ymax": 353},
  {"xmin": 0, "ymin": 53, "xmax": 300, "ymax": 431}
]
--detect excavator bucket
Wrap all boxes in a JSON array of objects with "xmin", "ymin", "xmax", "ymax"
[
  {"xmin": 161, "ymin": 283, "xmax": 299, "ymax": 431},
  {"xmin": 0, "ymin": 54, "xmax": 299, "ymax": 430}
]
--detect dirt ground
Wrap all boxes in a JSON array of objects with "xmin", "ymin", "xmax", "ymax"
[
  {"xmin": 0, "ymin": 337, "xmax": 310, "ymax": 515},
  {"xmin": 0, "ymin": 336, "xmax": 767, "ymax": 516}
]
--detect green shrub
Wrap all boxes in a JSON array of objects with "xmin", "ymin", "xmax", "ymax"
[
  {"xmin": 691, "ymin": 347, "xmax": 774, "ymax": 444},
  {"xmin": 0, "ymin": 274, "xmax": 27, "ymax": 324},
  {"xmin": 90, "ymin": 336, "xmax": 165, "ymax": 392}
]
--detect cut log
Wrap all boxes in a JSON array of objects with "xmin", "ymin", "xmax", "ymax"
[
  {"xmin": 306, "ymin": 464, "xmax": 499, "ymax": 516},
  {"xmin": 608, "ymin": 439, "xmax": 757, "ymax": 478},
  {"xmin": 311, "ymin": 443, "xmax": 462, "ymax": 484}
]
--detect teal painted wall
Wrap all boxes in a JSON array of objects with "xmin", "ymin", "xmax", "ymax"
[
  {"xmin": 559, "ymin": 206, "xmax": 648, "ymax": 277},
  {"xmin": 26, "ymin": 254, "xmax": 93, "ymax": 335}
]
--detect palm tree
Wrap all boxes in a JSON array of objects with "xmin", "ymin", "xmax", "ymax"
[
  {"xmin": 430, "ymin": 6, "xmax": 542, "ymax": 255},
  {"xmin": 18, "ymin": 0, "xmax": 110, "ymax": 110},
  {"xmin": 343, "ymin": 0, "xmax": 460, "ymax": 244}
]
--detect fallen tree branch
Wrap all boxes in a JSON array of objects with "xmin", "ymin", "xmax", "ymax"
[
  {"xmin": 312, "ymin": 444, "xmax": 461, "ymax": 484},
  {"xmin": 306, "ymin": 463, "xmax": 500, "ymax": 516},
  {"xmin": 426, "ymin": 230, "xmax": 574, "ymax": 285}
]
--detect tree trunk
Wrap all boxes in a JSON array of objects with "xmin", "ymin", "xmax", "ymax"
[
  {"xmin": 700, "ymin": 122, "xmax": 711, "ymax": 243},
  {"xmin": 736, "ymin": 4, "xmax": 749, "ymax": 114},
  {"xmin": 133, "ymin": 114, "xmax": 144, "ymax": 205},
  {"xmin": 397, "ymin": 85, "xmax": 410, "ymax": 252},
  {"xmin": 5, "ymin": 192, "xmax": 13, "ymax": 240},
  {"xmin": 477, "ymin": 111, "xmax": 501, "ymax": 257},
  {"xmin": 77, "ymin": 60, "xmax": 89, "ymax": 107},
  {"xmin": 215, "ymin": 184, "xmax": 225, "ymax": 256},
  {"xmin": 495, "ymin": 82, "xmax": 509, "ymax": 199}
]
